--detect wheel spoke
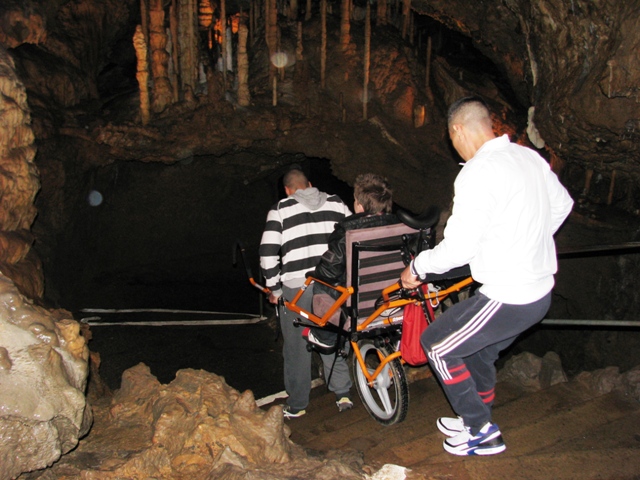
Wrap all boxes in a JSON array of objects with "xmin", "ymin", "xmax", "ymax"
[{"xmin": 374, "ymin": 385, "xmax": 393, "ymax": 413}]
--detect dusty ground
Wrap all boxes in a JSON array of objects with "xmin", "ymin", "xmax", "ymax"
[{"xmin": 286, "ymin": 372, "xmax": 640, "ymax": 480}]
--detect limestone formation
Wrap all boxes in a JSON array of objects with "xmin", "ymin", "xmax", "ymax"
[
  {"xmin": 0, "ymin": 274, "xmax": 91, "ymax": 479},
  {"xmin": 266, "ymin": 0, "xmax": 278, "ymax": 80},
  {"xmin": 340, "ymin": 0, "xmax": 350, "ymax": 51},
  {"xmin": 237, "ymin": 23, "xmax": 250, "ymax": 106},
  {"xmin": 178, "ymin": 0, "xmax": 199, "ymax": 96},
  {"xmin": 38, "ymin": 364, "xmax": 364, "ymax": 479},
  {"xmin": 149, "ymin": 0, "xmax": 173, "ymax": 113},
  {"xmin": 133, "ymin": 25, "xmax": 151, "ymax": 125},
  {"xmin": 0, "ymin": 46, "xmax": 41, "ymax": 299}
]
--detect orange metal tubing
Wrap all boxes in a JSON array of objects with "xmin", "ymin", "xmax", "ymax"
[{"xmin": 351, "ymin": 340, "xmax": 403, "ymax": 385}]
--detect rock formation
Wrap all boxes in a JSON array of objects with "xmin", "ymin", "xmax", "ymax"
[
  {"xmin": 38, "ymin": 364, "xmax": 365, "ymax": 479},
  {"xmin": 0, "ymin": 275, "xmax": 91, "ymax": 480},
  {"xmin": 0, "ymin": 46, "xmax": 41, "ymax": 300}
]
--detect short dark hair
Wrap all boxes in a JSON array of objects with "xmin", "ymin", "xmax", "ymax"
[
  {"xmin": 447, "ymin": 96, "xmax": 491, "ymax": 129},
  {"xmin": 283, "ymin": 168, "xmax": 309, "ymax": 190},
  {"xmin": 354, "ymin": 173, "xmax": 393, "ymax": 214}
]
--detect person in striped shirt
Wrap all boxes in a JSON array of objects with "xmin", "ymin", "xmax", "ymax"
[{"xmin": 259, "ymin": 167, "xmax": 353, "ymax": 418}]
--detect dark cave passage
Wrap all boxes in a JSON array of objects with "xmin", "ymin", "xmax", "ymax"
[{"xmin": 46, "ymin": 155, "xmax": 353, "ymax": 314}]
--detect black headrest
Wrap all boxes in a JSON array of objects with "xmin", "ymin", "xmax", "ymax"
[{"xmin": 396, "ymin": 205, "xmax": 440, "ymax": 231}]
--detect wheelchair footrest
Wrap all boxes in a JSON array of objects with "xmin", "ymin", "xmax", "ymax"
[{"xmin": 302, "ymin": 327, "xmax": 346, "ymax": 356}]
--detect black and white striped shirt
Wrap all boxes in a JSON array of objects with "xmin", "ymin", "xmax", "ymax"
[{"xmin": 259, "ymin": 189, "xmax": 351, "ymax": 295}]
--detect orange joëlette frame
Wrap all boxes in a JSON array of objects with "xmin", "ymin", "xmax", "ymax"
[{"xmin": 285, "ymin": 275, "xmax": 474, "ymax": 386}]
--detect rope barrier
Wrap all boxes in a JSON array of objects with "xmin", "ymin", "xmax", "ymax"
[
  {"xmin": 541, "ymin": 319, "xmax": 640, "ymax": 327},
  {"xmin": 79, "ymin": 308, "xmax": 267, "ymax": 327},
  {"xmin": 557, "ymin": 241, "xmax": 640, "ymax": 257}
]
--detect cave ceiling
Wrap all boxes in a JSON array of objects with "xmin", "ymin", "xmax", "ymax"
[{"xmin": 1, "ymin": 0, "xmax": 639, "ymax": 208}]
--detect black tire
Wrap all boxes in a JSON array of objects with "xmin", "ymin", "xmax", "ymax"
[{"xmin": 351, "ymin": 339, "xmax": 409, "ymax": 425}]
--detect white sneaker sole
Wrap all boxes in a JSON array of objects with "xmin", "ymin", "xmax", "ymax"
[
  {"xmin": 443, "ymin": 441, "xmax": 506, "ymax": 456},
  {"xmin": 443, "ymin": 430, "xmax": 506, "ymax": 456}
]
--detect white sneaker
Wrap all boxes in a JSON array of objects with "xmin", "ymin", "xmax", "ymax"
[
  {"xmin": 336, "ymin": 396, "xmax": 353, "ymax": 412},
  {"xmin": 436, "ymin": 416, "xmax": 465, "ymax": 437},
  {"xmin": 443, "ymin": 422, "xmax": 506, "ymax": 456}
]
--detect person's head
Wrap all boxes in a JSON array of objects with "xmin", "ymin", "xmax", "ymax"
[
  {"xmin": 353, "ymin": 173, "xmax": 393, "ymax": 214},
  {"xmin": 283, "ymin": 168, "xmax": 310, "ymax": 196},
  {"xmin": 447, "ymin": 96, "xmax": 495, "ymax": 161}
]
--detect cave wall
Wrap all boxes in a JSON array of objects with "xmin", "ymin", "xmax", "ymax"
[
  {"xmin": 0, "ymin": 46, "xmax": 41, "ymax": 299},
  {"xmin": 412, "ymin": 0, "xmax": 640, "ymax": 212}
]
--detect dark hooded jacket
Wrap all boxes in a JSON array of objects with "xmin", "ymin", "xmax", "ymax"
[{"xmin": 312, "ymin": 212, "xmax": 399, "ymax": 294}]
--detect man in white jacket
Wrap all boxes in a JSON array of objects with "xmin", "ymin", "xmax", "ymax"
[{"xmin": 401, "ymin": 96, "xmax": 574, "ymax": 456}]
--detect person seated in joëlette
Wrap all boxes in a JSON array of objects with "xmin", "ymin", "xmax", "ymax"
[{"xmin": 309, "ymin": 173, "xmax": 399, "ymax": 345}]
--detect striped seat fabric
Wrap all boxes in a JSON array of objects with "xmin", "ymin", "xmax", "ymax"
[{"xmin": 345, "ymin": 223, "xmax": 421, "ymax": 329}]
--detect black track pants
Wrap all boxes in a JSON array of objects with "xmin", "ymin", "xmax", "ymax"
[{"xmin": 421, "ymin": 291, "xmax": 551, "ymax": 434}]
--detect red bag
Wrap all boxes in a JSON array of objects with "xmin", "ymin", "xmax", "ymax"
[{"xmin": 400, "ymin": 301, "xmax": 432, "ymax": 366}]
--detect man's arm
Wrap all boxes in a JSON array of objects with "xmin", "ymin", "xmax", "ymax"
[
  {"xmin": 545, "ymin": 168, "xmax": 574, "ymax": 234},
  {"xmin": 259, "ymin": 208, "xmax": 283, "ymax": 300}
]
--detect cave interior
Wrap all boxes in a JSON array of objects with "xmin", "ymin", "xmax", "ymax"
[{"xmin": 0, "ymin": 0, "xmax": 639, "ymax": 391}]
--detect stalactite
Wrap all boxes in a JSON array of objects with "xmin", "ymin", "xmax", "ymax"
[
  {"xmin": 296, "ymin": 21, "xmax": 303, "ymax": 61},
  {"xmin": 267, "ymin": 0, "xmax": 278, "ymax": 81},
  {"xmin": 321, "ymin": 0, "xmax": 326, "ymax": 88},
  {"xmin": 289, "ymin": 0, "xmax": 298, "ymax": 21},
  {"xmin": 340, "ymin": 0, "xmax": 350, "ymax": 51},
  {"xmin": 363, "ymin": 2, "xmax": 370, "ymax": 120},
  {"xmin": 170, "ymin": 1, "xmax": 180, "ymax": 101},
  {"xmin": 133, "ymin": 25, "xmax": 151, "ymax": 125},
  {"xmin": 220, "ymin": 0, "xmax": 227, "ymax": 88},
  {"xmin": 276, "ymin": 25, "xmax": 284, "ymax": 80},
  {"xmin": 377, "ymin": 0, "xmax": 387, "ymax": 26},
  {"xmin": 237, "ymin": 23, "xmax": 250, "ymax": 106},
  {"xmin": 140, "ymin": 0, "xmax": 149, "ymax": 51},
  {"xmin": 305, "ymin": 0, "xmax": 312, "ymax": 21},
  {"xmin": 225, "ymin": 19, "xmax": 233, "ymax": 72},
  {"xmin": 198, "ymin": 0, "xmax": 214, "ymax": 29},
  {"xmin": 149, "ymin": 0, "xmax": 173, "ymax": 113},
  {"xmin": 178, "ymin": 0, "xmax": 199, "ymax": 97},
  {"xmin": 401, "ymin": 0, "xmax": 410, "ymax": 40},
  {"xmin": 272, "ymin": 76, "xmax": 277, "ymax": 106}
]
